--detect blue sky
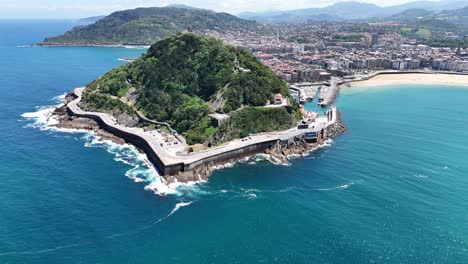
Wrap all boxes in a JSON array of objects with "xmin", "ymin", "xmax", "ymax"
[{"xmin": 0, "ymin": 0, "xmax": 433, "ymax": 19}]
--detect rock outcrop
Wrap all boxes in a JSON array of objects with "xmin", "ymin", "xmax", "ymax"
[{"xmin": 53, "ymin": 103, "xmax": 125, "ymax": 145}]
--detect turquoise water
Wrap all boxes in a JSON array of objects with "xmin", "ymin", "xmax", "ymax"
[{"xmin": 1, "ymin": 20, "xmax": 468, "ymax": 263}]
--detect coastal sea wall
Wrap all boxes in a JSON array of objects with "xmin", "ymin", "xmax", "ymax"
[
  {"xmin": 65, "ymin": 105, "xmax": 278, "ymax": 179},
  {"xmin": 174, "ymin": 140, "xmax": 278, "ymax": 182},
  {"xmin": 65, "ymin": 107, "xmax": 182, "ymax": 176},
  {"xmin": 64, "ymin": 93, "xmax": 345, "ymax": 182}
]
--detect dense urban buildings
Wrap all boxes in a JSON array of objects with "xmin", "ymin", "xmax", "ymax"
[{"xmin": 205, "ymin": 21, "xmax": 468, "ymax": 86}]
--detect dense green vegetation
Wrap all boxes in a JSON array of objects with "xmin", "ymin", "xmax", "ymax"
[
  {"xmin": 214, "ymin": 106, "xmax": 301, "ymax": 143},
  {"xmin": 82, "ymin": 92, "xmax": 136, "ymax": 117},
  {"xmin": 398, "ymin": 19, "xmax": 463, "ymax": 37},
  {"xmin": 83, "ymin": 34, "xmax": 297, "ymax": 145},
  {"xmin": 393, "ymin": 7, "xmax": 468, "ymax": 40},
  {"xmin": 43, "ymin": 7, "xmax": 258, "ymax": 45}
]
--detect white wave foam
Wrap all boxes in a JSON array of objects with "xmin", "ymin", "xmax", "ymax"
[
  {"xmin": 20, "ymin": 94, "xmax": 204, "ymax": 196},
  {"xmin": 20, "ymin": 93, "xmax": 66, "ymax": 129},
  {"xmin": 317, "ymin": 182, "xmax": 354, "ymax": 191},
  {"xmin": 81, "ymin": 133, "xmax": 199, "ymax": 196},
  {"xmin": 122, "ymin": 45, "xmax": 150, "ymax": 49},
  {"xmin": 413, "ymin": 174, "xmax": 429, "ymax": 179},
  {"xmin": 244, "ymin": 193, "xmax": 257, "ymax": 199},
  {"xmin": 0, "ymin": 200, "xmax": 193, "ymax": 257},
  {"xmin": 170, "ymin": 201, "xmax": 193, "ymax": 214},
  {"xmin": 21, "ymin": 107, "xmax": 59, "ymax": 128}
]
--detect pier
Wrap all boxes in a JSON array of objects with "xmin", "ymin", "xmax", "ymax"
[{"xmin": 67, "ymin": 87, "xmax": 338, "ymax": 176}]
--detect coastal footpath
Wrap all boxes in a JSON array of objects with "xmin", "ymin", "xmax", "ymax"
[{"xmin": 54, "ymin": 87, "xmax": 345, "ymax": 183}]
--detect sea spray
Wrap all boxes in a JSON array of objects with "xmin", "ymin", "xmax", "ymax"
[
  {"xmin": 21, "ymin": 94, "xmax": 338, "ymax": 197},
  {"xmin": 20, "ymin": 95, "xmax": 206, "ymax": 196},
  {"xmin": 20, "ymin": 93, "xmax": 66, "ymax": 129}
]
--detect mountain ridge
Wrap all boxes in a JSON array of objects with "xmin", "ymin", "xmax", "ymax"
[
  {"xmin": 238, "ymin": 0, "xmax": 468, "ymax": 23},
  {"xmin": 42, "ymin": 6, "xmax": 258, "ymax": 45}
]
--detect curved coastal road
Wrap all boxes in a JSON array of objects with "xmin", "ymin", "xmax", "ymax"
[{"xmin": 68, "ymin": 87, "xmax": 335, "ymax": 167}]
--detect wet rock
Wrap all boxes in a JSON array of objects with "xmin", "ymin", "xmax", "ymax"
[{"xmin": 172, "ymin": 164, "xmax": 213, "ymax": 183}]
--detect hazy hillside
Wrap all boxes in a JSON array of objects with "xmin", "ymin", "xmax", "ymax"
[
  {"xmin": 43, "ymin": 7, "xmax": 258, "ymax": 45},
  {"xmin": 77, "ymin": 15, "xmax": 106, "ymax": 24},
  {"xmin": 238, "ymin": 0, "xmax": 468, "ymax": 23},
  {"xmin": 390, "ymin": 6, "xmax": 468, "ymax": 38}
]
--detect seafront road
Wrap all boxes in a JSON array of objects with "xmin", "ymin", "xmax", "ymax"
[{"xmin": 68, "ymin": 87, "xmax": 335, "ymax": 167}]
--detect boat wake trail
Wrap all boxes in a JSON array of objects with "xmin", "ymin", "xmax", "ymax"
[
  {"xmin": 316, "ymin": 182, "xmax": 355, "ymax": 191},
  {"xmin": 0, "ymin": 201, "xmax": 193, "ymax": 257},
  {"xmin": 105, "ymin": 201, "xmax": 193, "ymax": 239}
]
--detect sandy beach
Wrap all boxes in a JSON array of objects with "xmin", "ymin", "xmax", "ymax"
[{"xmin": 349, "ymin": 73, "xmax": 468, "ymax": 88}]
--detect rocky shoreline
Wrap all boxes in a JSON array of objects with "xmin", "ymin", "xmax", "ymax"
[
  {"xmin": 266, "ymin": 110, "xmax": 346, "ymax": 164},
  {"xmin": 167, "ymin": 111, "xmax": 347, "ymax": 183},
  {"xmin": 51, "ymin": 95, "xmax": 346, "ymax": 184},
  {"xmin": 52, "ymin": 94, "xmax": 125, "ymax": 145}
]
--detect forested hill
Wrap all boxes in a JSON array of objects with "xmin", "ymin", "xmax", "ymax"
[
  {"xmin": 42, "ymin": 7, "xmax": 258, "ymax": 45},
  {"xmin": 81, "ymin": 34, "xmax": 299, "ymax": 144}
]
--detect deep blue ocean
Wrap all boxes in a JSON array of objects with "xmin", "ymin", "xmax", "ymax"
[{"xmin": 1, "ymin": 20, "xmax": 468, "ymax": 263}]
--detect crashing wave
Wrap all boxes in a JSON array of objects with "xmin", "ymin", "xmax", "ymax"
[{"xmin": 19, "ymin": 94, "xmax": 205, "ymax": 196}]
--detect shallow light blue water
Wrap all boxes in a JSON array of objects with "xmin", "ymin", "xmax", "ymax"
[{"xmin": 1, "ymin": 20, "xmax": 468, "ymax": 263}]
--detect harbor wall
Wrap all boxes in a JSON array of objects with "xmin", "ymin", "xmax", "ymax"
[{"xmin": 184, "ymin": 140, "xmax": 277, "ymax": 171}]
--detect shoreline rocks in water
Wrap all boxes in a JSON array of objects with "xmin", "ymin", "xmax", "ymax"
[
  {"xmin": 51, "ymin": 97, "xmax": 346, "ymax": 184},
  {"xmin": 163, "ymin": 111, "xmax": 347, "ymax": 183},
  {"xmin": 265, "ymin": 111, "xmax": 346, "ymax": 165},
  {"xmin": 52, "ymin": 102, "xmax": 126, "ymax": 145}
]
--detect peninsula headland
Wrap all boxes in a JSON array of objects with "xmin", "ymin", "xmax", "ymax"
[{"xmin": 51, "ymin": 33, "xmax": 346, "ymax": 184}]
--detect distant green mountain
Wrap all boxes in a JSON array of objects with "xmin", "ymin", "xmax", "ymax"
[
  {"xmin": 82, "ymin": 34, "xmax": 299, "ymax": 144},
  {"xmin": 238, "ymin": 0, "xmax": 468, "ymax": 23},
  {"xmin": 165, "ymin": 4, "xmax": 212, "ymax": 12},
  {"xmin": 390, "ymin": 7, "xmax": 468, "ymax": 38},
  {"xmin": 389, "ymin": 6, "xmax": 468, "ymax": 23},
  {"xmin": 42, "ymin": 7, "xmax": 258, "ymax": 45},
  {"xmin": 385, "ymin": 9, "xmax": 433, "ymax": 21},
  {"xmin": 77, "ymin": 15, "xmax": 106, "ymax": 24}
]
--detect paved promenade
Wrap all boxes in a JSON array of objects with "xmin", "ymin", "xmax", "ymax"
[{"xmin": 68, "ymin": 87, "xmax": 336, "ymax": 168}]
